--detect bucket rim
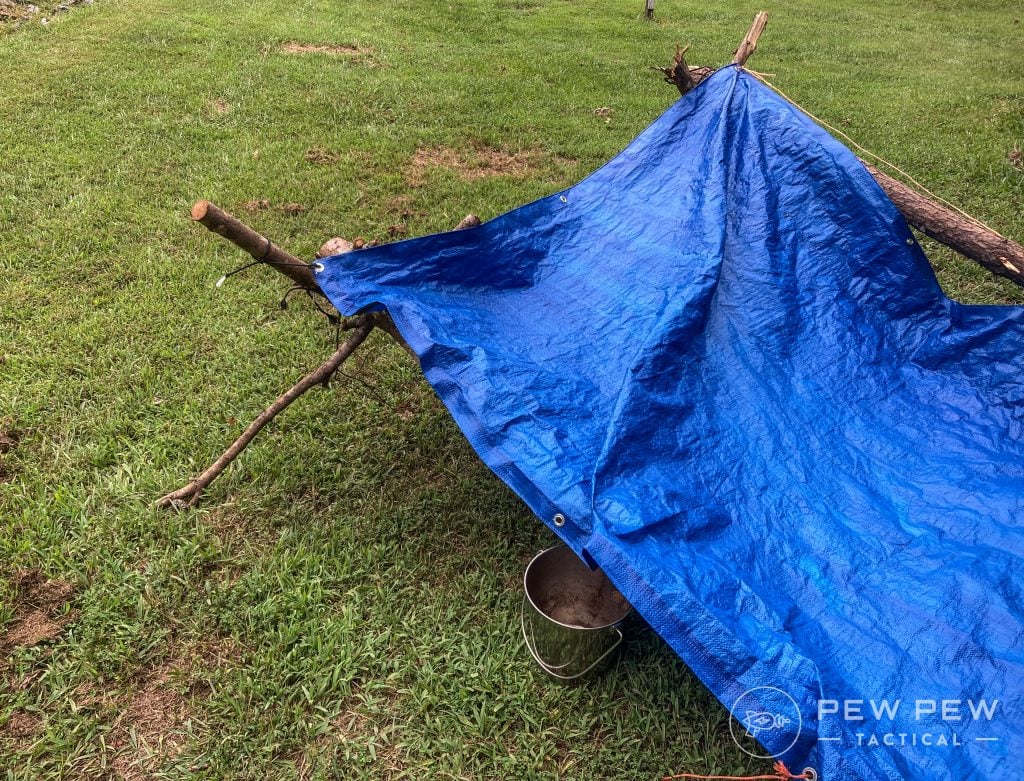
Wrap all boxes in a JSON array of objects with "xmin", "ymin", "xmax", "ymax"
[{"xmin": 523, "ymin": 544, "xmax": 632, "ymax": 631}]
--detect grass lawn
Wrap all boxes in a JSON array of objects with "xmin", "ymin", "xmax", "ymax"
[{"xmin": 1, "ymin": 0, "xmax": 1022, "ymax": 778}]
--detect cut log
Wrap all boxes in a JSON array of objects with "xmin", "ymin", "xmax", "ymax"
[
  {"xmin": 864, "ymin": 164, "xmax": 1024, "ymax": 287},
  {"xmin": 455, "ymin": 213, "xmax": 482, "ymax": 230},
  {"xmin": 316, "ymin": 237, "xmax": 355, "ymax": 258}
]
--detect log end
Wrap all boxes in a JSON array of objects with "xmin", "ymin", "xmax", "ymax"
[
  {"xmin": 317, "ymin": 236, "xmax": 355, "ymax": 258},
  {"xmin": 455, "ymin": 213, "xmax": 482, "ymax": 230},
  {"xmin": 191, "ymin": 200, "xmax": 211, "ymax": 221}
]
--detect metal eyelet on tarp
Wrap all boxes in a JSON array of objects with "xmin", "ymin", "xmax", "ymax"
[{"xmin": 553, "ymin": 513, "xmax": 566, "ymax": 527}]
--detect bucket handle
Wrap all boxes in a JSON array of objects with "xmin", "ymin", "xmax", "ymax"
[{"xmin": 520, "ymin": 595, "xmax": 624, "ymax": 682}]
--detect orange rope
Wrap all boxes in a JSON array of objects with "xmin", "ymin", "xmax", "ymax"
[{"xmin": 663, "ymin": 760, "xmax": 812, "ymax": 781}]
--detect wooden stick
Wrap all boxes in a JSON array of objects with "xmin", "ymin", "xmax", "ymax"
[
  {"xmin": 654, "ymin": 11, "xmax": 765, "ymax": 97},
  {"xmin": 654, "ymin": 44, "xmax": 711, "ymax": 97},
  {"xmin": 158, "ymin": 205, "xmax": 487, "ymax": 510},
  {"xmin": 732, "ymin": 11, "xmax": 769, "ymax": 66},
  {"xmin": 156, "ymin": 320, "xmax": 374, "ymax": 510},
  {"xmin": 191, "ymin": 200, "xmax": 321, "ymax": 292}
]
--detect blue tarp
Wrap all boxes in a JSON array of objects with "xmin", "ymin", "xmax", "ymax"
[{"xmin": 316, "ymin": 66, "xmax": 1024, "ymax": 779}]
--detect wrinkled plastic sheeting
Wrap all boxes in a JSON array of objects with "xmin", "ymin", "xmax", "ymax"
[{"xmin": 316, "ymin": 67, "xmax": 1024, "ymax": 779}]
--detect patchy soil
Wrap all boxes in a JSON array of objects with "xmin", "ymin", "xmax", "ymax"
[
  {"xmin": 110, "ymin": 637, "xmax": 241, "ymax": 780},
  {"xmin": 289, "ymin": 689, "xmax": 407, "ymax": 778},
  {"xmin": 2, "ymin": 569, "xmax": 77, "ymax": 652},
  {"xmin": 0, "ymin": 426, "xmax": 19, "ymax": 484},
  {"xmin": 1, "ymin": 709, "xmax": 42, "ymax": 751},
  {"xmin": 0, "ymin": 0, "xmax": 31, "ymax": 20},
  {"xmin": 1, "ymin": 0, "xmax": 92, "ymax": 29},
  {"xmin": 386, "ymin": 194, "xmax": 425, "ymax": 222},
  {"xmin": 111, "ymin": 670, "xmax": 191, "ymax": 778},
  {"xmin": 1010, "ymin": 147, "xmax": 1023, "ymax": 170},
  {"xmin": 0, "ymin": 427, "xmax": 17, "ymax": 453},
  {"xmin": 304, "ymin": 147, "xmax": 340, "ymax": 165},
  {"xmin": 239, "ymin": 199, "xmax": 307, "ymax": 215},
  {"xmin": 280, "ymin": 41, "xmax": 375, "ymax": 64},
  {"xmin": 241, "ymin": 198, "xmax": 271, "ymax": 212},
  {"xmin": 406, "ymin": 143, "xmax": 573, "ymax": 186}
]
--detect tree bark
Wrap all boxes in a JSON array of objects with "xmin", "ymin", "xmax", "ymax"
[
  {"xmin": 732, "ymin": 11, "xmax": 769, "ymax": 66},
  {"xmin": 863, "ymin": 164, "xmax": 1024, "ymax": 286},
  {"xmin": 191, "ymin": 200, "xmax": 321, "ymax": 292},
  {"xmin": 655, "ymin": 44, "xmax": 713, "ymax": 96}
]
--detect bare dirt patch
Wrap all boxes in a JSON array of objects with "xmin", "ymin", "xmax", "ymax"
[
  {"xmin": 0, "ymin": 0, "xmax": 32, "ymax": 21},
  {"xmin": 110, "ymin": 637, "xmax": 242, "ymax": 780},
  {"xmin": 2, "ymin": 569, "xmax": 77, "ymax": 652},
  {"xmin": 241, "ymin": 198, "xmax": 271, "ymax": 213},
  {"xmin": 1, "ymin": 709, "xmax": 42, "ymax": 751},
  {"xmin": 286, "ymin": 688, "xmax": 407, "ymax": 778},
  {"xmin": 239, "ymin": 199, "xmax": 307, "ymax": 216},
  {"xmin": 280, "ymin": 42, "xmax": 374, "ymax": 63},
  {"xmin": 406, "ymin": 143, "xmax": 573, "ymax": 186},
  {"xmin": 1, "ymin": 0, "xmax": 92, "ymax": 28},
  {"xmin": 212, "ymin": 98, "xmax": 230, "ymax": 115},
  {"xmin": 0, "ymin": 428, "xmax": 19, "ymax": 453},
  {"xmin": 0, "ymin": 427, "xmax": 19, "ymax": 484},
  {"xmin": 386, "ymin": 194, "xmax": 425, "ymax": 222},
  {"xmin": 304, "ymin": 147, "xmax": 341, "ymax": 165}
]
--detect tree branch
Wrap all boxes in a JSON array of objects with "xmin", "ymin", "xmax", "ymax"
[
  {"xmin": 732, "ymin": 11, "xmax": 769, "ymax": 66},
  {"xmin": 156, "ymin": 320, "xmax": 374, "ymax": 510}
]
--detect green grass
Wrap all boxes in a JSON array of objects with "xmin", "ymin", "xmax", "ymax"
[{"xmin": 1, "ymin": 0, "xmax": 1022, "ymax": 778}]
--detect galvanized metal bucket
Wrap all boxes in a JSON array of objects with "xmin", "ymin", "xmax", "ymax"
[{"xmin": 521, "ymin": 545, "xmax": 633, "ymax": 682}]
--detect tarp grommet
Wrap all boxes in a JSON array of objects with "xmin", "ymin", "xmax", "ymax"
[
  {"xmin": 553, "ymin": 513, "xmax": 566, "ymax": 527},
  {"xmin": 803, "ymin": 768, "xmax": 818, "ymax": 781},
  {"xmin": 312, "ymin": 261, "xmax": 326, "ymax": 273}
]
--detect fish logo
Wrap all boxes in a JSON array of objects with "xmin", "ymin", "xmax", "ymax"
[
  {"xmin": 743, "ymin": 710, "xmax": 792, "ymax": 739},
  {"xmin": 729, "ymin": 687, "xmax": 802, "ymax": 759}
]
